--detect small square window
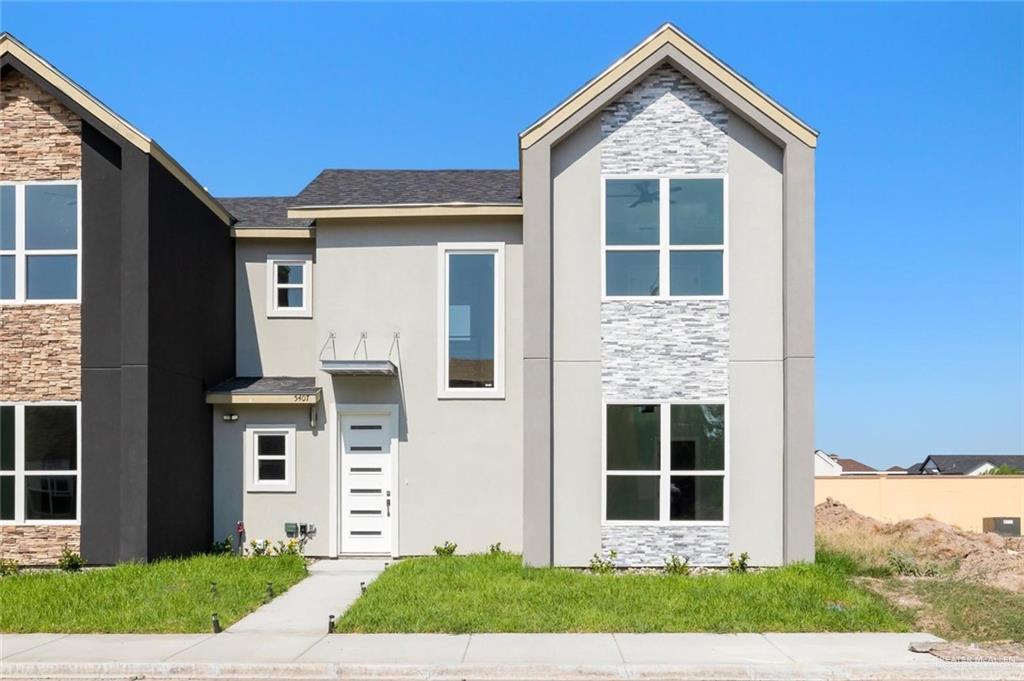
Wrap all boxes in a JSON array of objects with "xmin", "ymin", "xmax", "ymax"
[
  {"xmin": 249, "ymin": 427, "xmax": 295, "ymax": 492},
  {"xmin": 267, "ymin": 256, "xmax": 311, "ymax": 318}
]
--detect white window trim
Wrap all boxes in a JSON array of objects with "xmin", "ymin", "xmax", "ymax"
[
  {"xmin": 266, "ymin": 254, "xmax": 312, "ymax": 318},
  {"xmin": 601, "ymin": 174, "xmax": 728, "ymax": 301},
  {"xmin": 601, "ymin": 399, "xmax": 729, "ymax": 527},
  {"xmin": 0, "ymin": 402, "xmax": 81, "ymax": 526},
  {"xmin": 0, "ymin": 180, "xmax": 83, "ymax": 305},
  {"xmin": 247, "ymin": 425, "xmax": 296, "ymax": 493},
  {"xmin": 436, "ymin": 242, "xmax": 505, "ymax": 400}
]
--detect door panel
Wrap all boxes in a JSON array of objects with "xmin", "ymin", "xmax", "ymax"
[{"xmin": 340, "ymin": 413, "xmax": 393, "ymax": 554}]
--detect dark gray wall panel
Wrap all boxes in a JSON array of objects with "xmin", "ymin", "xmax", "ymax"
[{"xmin": 80, "ymin": 368, "xmax": 121, "ymax": 564}]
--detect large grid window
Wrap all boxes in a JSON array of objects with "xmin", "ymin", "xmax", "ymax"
[
  {"xmin": 437, "ymin": 242, "xmax": 505, "ymax": 399},
  {"xmin": 0, "ymin": 403, "xmax": 80, "ymax": 523},
  {"xmin": 604, "ymin": 403, "xmax": 726, "ymax": 524},
  {"xmin": 266, "ymin": 254, "xmax": 312, "ymax": 318},
  {"xmin": 603, "ymin": 177, "xmax": 726, "ymax": 298},
  {"xmin": 0, "ymin": 182, "xmax": 81, "ymax": 303}
]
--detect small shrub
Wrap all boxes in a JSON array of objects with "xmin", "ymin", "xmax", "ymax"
[
  {"xmin": 664, "ymin": 555, "xmax": 691, "ymax": 576},
  {"xmin": 488, "ymin": 542, "xmax": 503, "ymax": 555},
  {"xmin": 274, "ymin": 539, "xmax": 303, "ymax": 556},
  {"xmin": 887, "ymin": 550, "xmax": 941, "ymax": 577},
  {"xmin": 247, "ymin": 539, "xmax": 272, "ymax": 557},
  {"xmin": 589, "ymin": 550, "xmax": 617, "ymax": 574},
  {"xmin": 0, "ymin": 558, "xmax": 19, "ymax": 576},
  {"xmin": 433, "ymin": 541, "xmax": 457, "ymax": 557},
  {"xmin": 57, "ymin": 544, "xmax": 84, "ymax": 572},
  {"xmin": 728, "ymin": 551, "xmax": 750, "ymax": 573},
  {"xmin": 211, "ymin": 535, "xmax": 234, "ymax": 555}
]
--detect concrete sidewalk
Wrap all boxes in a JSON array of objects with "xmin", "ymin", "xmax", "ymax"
[
  {"xmin": 227, "ymin": 558, "xmax": 386, "ymax": 634},
  {"xmin": 2, "ymin": 632, "xmax": 1022, "ymax": 680}
]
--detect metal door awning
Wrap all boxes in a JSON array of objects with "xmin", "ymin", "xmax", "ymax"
[{"xmin": 320, "ymin": 359, "xmax": 398, "ymax": 376}]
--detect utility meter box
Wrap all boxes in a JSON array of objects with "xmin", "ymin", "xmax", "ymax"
[{"xmin": 983, "ymin": 517, "xmax": 1021, "ymax": 537}]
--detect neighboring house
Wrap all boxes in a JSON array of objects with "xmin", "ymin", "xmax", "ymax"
[
  {"xmin": 885, "ymin": 466, "xmax": 907, "ymax": 475},
  {"xmin": 1, "ymin": 23, "xmax": 817, "ymax": 568},
  {"xmin": 913, "ymin": 455, "xmax": 1024, "ymax": 476},
  {"xmin": 814, "ymin": 450, "xmax": 877, "ymax": 477},
  {"xmin": 0, "ymin": 33, "xmax": 234, "ymax": 564}
]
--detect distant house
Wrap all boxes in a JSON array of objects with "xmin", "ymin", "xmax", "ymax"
[
  {"xmin": 913, "ymin": 455, "xmax": 1024, "ymax": 476},
  {"xmin": 814, "ymin": 450, "xmax": 877, "ymax": 476},
  {"xmin": 885, "ymin": 466, "xmax": 907, "ymax": 475}
]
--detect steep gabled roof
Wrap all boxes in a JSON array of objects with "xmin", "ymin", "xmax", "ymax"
[
  {"xmin": 520, "ymin": 23, "xmax": 818, "ymax": 150},
  {"xmin": 0, "ymin": 32, "xmax": 232, "ymax": 225},
  {"xmin": 835, "ymin": 458, "xmax": 876, "ymax": 473}
]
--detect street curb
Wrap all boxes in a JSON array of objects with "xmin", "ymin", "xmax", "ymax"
[{"xmin": 1, "ymin": 661, "xmax": 1023, "ymax": 681}]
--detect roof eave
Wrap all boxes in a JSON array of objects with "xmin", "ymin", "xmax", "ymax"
[
  {"xmin": 518, "ymin": 22, "xmax": 818, "ymax": 150},
  {"xmin": 287, "ymin": 203, "xmax": 524, "ymax": 220}
]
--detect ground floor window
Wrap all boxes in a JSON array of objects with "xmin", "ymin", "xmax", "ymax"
[
  {"xmin": 604, "ymin": 402, "xmax": 726, "ymax": 523},
  {"xmin": 247, "ymin": 425, "xmax": 296, "ymax": 492},
  {"xmin": 0, "ymin": 402, "xmax": 80, "ymax": 523}
]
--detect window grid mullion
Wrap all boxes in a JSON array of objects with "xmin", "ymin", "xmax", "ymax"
[
  {"xmin": 14, "ymin": 404, "xmax": 24, "ymax": 523},
  {"xmin": 660, "ymin": 401, "xmax": 670, "ymax": 522},
  {"xmin": 14, "ymin": 184, "xmax": 25, "ymax": 302},
  {"xmin": 659, "ymin": 178, "xmax": 670, "ymax": 297}
]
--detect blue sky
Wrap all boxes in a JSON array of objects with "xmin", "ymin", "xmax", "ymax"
[{"xmin": 3, "ymin": 3, "xmax": 1021, "ymax": 469}]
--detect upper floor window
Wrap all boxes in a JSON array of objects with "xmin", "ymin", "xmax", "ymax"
[
  {"xmin": 603, "ymin": 176, "xmax": 726, "ymax": 299},
  {"xmin": 1, "ymin": 403, "xmax": 80, "ymax": 524},
  {"xmin": 0, "ymin": 182, "xmax": 80, "ymax": 303},
  {"xmin": 437, "ymin": 242, "xmax": 505, "ymax": 399},
  {"xmin": 266, "ymin": 254, "xmax": 312, "ymax": 318}
]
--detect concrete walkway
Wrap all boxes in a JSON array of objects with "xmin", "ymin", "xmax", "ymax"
[
  {"xmin": 227, "ymin": 558, "xmax": 386, "ymax": 634},
  {"xmin": 2, "ymin": 632, "xmax": 1022, "ymax": 680}
]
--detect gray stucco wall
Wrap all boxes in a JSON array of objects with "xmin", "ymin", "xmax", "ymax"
[
  {"xmin": 546, "ymin": 64, "xmax": 789, "ymax": 567},
  {"xmin": 235, "ymin": 239, "xmax": 317, "ymax": 377},
  {"xmin": 315, "ymin": 219, "xmax": 524, "ymax": 556}
]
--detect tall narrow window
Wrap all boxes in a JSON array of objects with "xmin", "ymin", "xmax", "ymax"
[
  {"xmin": 266, "ymin": 255, "xmax": 312, "ymax": 318},
  {"xmin": 438, "ymin": 243, "xmax": 505, "ymax": 399},
  {"xmin": 0, "ymin": 403, "xmax": 80, "ymax": 524},
  {"xmin": 0, "ymin": 182, "xmax": 80, "ymax": 303},
  {"xmin": 603, "ymin": 176, "xmax": 726, "ymax": 298},
  {"xmin": 604, "ymin": 402, "xmax": 726, "ymax": 524}
]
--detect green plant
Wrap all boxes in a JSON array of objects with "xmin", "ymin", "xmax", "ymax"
[
  {"xmin": 247, "ymin": 539, "xmax": 271, "ymax": 557},
  {"xmin": 488, "ymin": 542, "xmax": 503, "ymax": 555},
  {"xmin": 57, "ymin": 544, "xmax": 84, "ymax": 572},
  {"xmin": 274, "ymin": 539, "xmax": 303, "ymax": 556},
  {"xmin": 589, "ymin": 550, "xmax": 617, "ymax": 574},
  {"xmin": 0, "ymin": 558, "xmax": 20, "ymax": 577},
  {"xmin": 887, "ymin": 551, "xmax": 941, "ymax": 577},
  {"xmin": 211, "ymin": 535, "xmax": 234, "ymax": 555},
  {"xmin": 664, "ymin": 555, "xmax": 691, "ymax": 576},
  {"xmin": 984, "ymin": 463, "xmax": 1022, "ymax": 475},
  {"xmin": 433, "ymin": 541, "xmax": 457, "ymax": 557},
  {"xmin": 728, "ymin": 552, "xmax": 750, "ymax": 573}
]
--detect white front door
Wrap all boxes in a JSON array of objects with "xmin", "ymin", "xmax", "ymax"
[{"xmin": 339, "ymin": 410, "xmax": 395, "ymax": 555}]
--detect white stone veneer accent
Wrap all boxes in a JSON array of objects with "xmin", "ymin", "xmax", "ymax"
[{"xmin": 599, "ymin": 65, "xmax": 731, "ymax": 566}]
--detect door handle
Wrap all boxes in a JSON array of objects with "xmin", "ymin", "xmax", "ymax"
[{"xmin": 386, "ymin": 498, "xmax": 391, "ymax": 517}]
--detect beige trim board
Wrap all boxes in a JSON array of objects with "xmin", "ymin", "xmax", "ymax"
[
  {"xmin": 206, "ymin": 389, "xmax": 322, "ymax": 405},
  {"xmin": 1, "ymin": 33, "xmax": 233, "ymax": 226},
  {"xmin": 519, "ymin": 23, "xmax": 818, "ymax": 149},
  {"xmin": 288, "ymin": 203, "xmax": 523, "ymax": 220},
  {"xmin": 232, "ymin": 227, "xmax": 316, "ymax": 239}
]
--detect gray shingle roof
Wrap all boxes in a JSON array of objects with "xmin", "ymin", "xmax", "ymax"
[
  {"xmin": 207, "ymin": 376, "xmax": 317, "ymax": 395},
  {"xmin": 217, "ymin": 197, "xmax": 313, "ymax": 229},
  {"xmin": 294, "ymin": 170, "xmax": 521, "ymax": 207},
  {"xmin": 922, "ymin": 455, "xmax": 1024, "ymax": 474}
]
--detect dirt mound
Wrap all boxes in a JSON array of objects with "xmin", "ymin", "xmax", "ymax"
[{"xmin": 816, "ymin": 498, "xmax": 1024, "ymax": 592}]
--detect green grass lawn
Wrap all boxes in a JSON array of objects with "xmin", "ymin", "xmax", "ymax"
[
  {"xmin": 337, "ymin": 551, "xmax": 909, "ymax": 633},
  {"xmin": 0, "ymin": 554, "xmax": 308, "ymax": 633}
]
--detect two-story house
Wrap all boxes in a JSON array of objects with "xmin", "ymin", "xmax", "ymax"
[{"xmin": 1, "ymin": 23, "xmax": 816, "ymax": 568}]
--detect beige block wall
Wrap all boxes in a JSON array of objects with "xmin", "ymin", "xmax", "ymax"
[
  {"xmin": 815, "ymin": 476, "xmax": 1024, "ymax": 533},
  {"xmin": 0, "ymin": 68, "xmax": 82, "ymax": 560}
]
